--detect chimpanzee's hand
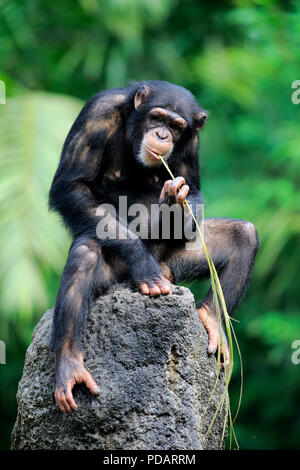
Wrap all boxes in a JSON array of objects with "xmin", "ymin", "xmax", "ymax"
[
  {"xmin": 159, "ymin": 177, "xmax": 190, "ymax": 207},
  {"xmin": 129, "ymin": 247, "xmax": 173, "ymax": 297},
  {"xmin": 54, "ymin": 351, "xmax": 100, "ymax": 412},
  {"xmin": 137, "ymin": 273, "xmax": 172, "ymax": 296}
]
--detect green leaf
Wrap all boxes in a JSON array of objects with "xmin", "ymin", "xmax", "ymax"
[{"xmin": 0, "ymin": 91, "xmax": 83, "ymax": 317}]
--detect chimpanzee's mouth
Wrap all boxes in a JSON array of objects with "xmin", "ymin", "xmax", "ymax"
[{"xmin": 145, "ymin": 147, "xmax": 166, "ymax": 161}]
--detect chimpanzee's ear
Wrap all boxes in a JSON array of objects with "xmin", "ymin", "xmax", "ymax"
[
  {"xmin": 194, "ymin": 111, "xmax": 208, "ymax": 130},
  {"xmin": 134, "ymin": 85, "xmax": 151, "ymax": 110}
]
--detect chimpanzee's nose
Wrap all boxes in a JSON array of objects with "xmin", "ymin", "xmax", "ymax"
[{"xmin": 155, "ymin": 128, "xmax": 169, "ymax": 140}]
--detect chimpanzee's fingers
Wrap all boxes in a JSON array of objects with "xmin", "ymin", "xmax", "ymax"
[
  {"xmin": 65, "ymin": 385, "xmax": 77, "ymax": 410},
  {"xmin": 197, "ymin": 306, "xmax": 217, "ymax": 354},
  {"xmin": 207, "ymin": 329, "xmax": 219, "ymax": 355},
  {"xmin": 159, "ymin": 180, "xmax": 172, "ymax": 203},
  {"xmin": 147, "ymin": 283, "xmax": 161, "ymax": 297},
  {"xmin": 176, "ymin": 184, "xmax": 189, "ymax": 206},
  {"xmin": 138, "ymin": 278, "xmax": 171, "ymax": 296},
  {"xmin": 55, "ymin": 388, "xmax": 70, "ymax": 413},
  {"xmin": 55, "ymin": 389, "xmax": 66, "ymax": 412},
  {"xmin": 138, "ymin": 282, "xmax": 150, "ymax": 295},
  {"xmin": 220, "ymin": 336, "xmax": 230, "ymax": 368},
  {"xmin": 168, "ymin": 177, "xmax": 186, "ymax": 197},
  {"xmin": 156, "ymin": 276, "xmax": 172, "ymax": 295},
  {"xmin": 82, "ymin": 370, "xmax": 100, "ymax": 396}
]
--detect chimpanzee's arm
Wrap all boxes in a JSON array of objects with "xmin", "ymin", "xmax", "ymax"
[
  {"xmin": 49, "ymin": 94, "xmax": 111, "ymax": 238},
  {"xmin": 50, "ymin": 92, "xmax": 173, "ymax": 411},
  {"xmin": 49, "ymin": 92, "xmax": 167, "ymax": 285}
]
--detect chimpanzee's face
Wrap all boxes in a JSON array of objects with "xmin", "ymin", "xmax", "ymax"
[
  {"xmin": 131, "ymin": 84, "xmax": 207, "ymax": 167},
  {"xmin": 137, "ymin": 107, "xmax": 187, "ymax": 167}
]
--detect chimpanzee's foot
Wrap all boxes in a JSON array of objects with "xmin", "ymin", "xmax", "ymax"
[
  {"xmin": 55, "ymin": 351, "xmax": 100, "ymax": 412},
  {"xmin": 197, "ymin": 304, "xmax": 230, "ymax": 367}
]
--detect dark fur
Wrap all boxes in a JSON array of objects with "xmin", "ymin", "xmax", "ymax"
[{"xmin": 49, "ymin": 81, "xmax": 259, "ymax": 355}]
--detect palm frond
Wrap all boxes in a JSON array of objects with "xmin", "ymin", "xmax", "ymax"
[{"xmin": 0, "ymin": 91, "xmax": 83, "ymax": 317}]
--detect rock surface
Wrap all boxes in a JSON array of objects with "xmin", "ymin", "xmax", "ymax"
[{"xmin": 11, "ymin": 284, "xmax": 226, "ymax": 450}]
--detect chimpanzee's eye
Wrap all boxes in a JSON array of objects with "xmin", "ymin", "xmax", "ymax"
[
  {"xmin": 151, "ymin": 118, "xmax": 162, "ymax": 126},
  {"xmin": 150, "ymin": 117, "xmax": 165, "ymax": 126},
  {"xmin": 169, "ymin": 124, "xmax": 181, "ymax": 137}
]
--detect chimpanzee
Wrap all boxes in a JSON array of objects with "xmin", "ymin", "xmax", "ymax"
[{"xmin": 49, "ymin": 81, "xmax": 259, "ymax": 412}]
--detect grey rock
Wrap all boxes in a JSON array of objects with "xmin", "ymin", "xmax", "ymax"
[{"xmin": 11, "ymin": 284, "xmax": 226, "ymax": 450}]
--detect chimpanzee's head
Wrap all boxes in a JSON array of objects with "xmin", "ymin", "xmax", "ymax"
[{"xmin": 127, "ymin": 81, "xmax": 207, "ymax": 167}]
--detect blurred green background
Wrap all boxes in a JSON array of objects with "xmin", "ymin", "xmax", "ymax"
[{"xmin": 0, "ymin": 0, "xmax": 299, "ymax": 450}]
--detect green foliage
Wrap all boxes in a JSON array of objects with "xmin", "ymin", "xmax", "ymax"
[
  {"xmin": 0, "ymin": 92, "xmax": 82, "ymax": 320},
  {"xmin": 0, "ymin": 0, "xmax": 299, "ymax": 450}
]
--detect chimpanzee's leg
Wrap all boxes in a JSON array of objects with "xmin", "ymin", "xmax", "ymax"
[
  {"xmin": 51, "ymin": 236, "xmax": 117, "ymax": 412},
  {"xmin": 164, "ymin": 218, "xmax": 259, "ymax": 364}
]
